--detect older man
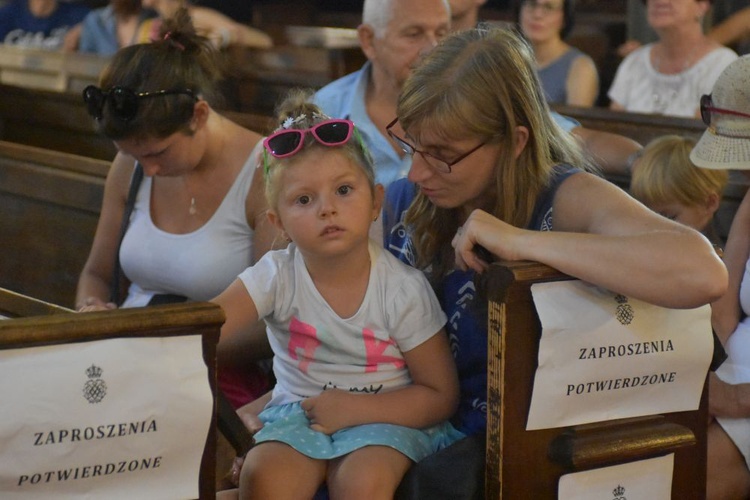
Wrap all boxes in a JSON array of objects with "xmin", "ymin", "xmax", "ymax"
[
  {"xmin": 314, "ymin": 0, "xmax": 640, "ymax": 191},
  {"xmin": 314, "ymin": 0, "xmax": 451, "ymax": 188}
]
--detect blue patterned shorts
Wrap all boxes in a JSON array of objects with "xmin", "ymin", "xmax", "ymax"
[{"xmin": 254, "ymin": 402, "xmax": 465, "ymax": 462}]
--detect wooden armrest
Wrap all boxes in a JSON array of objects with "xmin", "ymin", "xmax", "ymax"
[
  {"xmin": 217, "ymin": 390, "xmax": 254, "ymax": 457},
  {"xmin": 548, "ymin": 415, "xmax": 696, "ymax": 470}
]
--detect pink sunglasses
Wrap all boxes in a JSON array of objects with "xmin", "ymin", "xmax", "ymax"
[{"xmin": 263, "ymin": 119, "xmax": 355, "ymax": 158}]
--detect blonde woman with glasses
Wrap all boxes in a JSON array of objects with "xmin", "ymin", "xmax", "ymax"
[{"xmin": 382, "ymin": 26, "xmax": 727, "ymax": 499}]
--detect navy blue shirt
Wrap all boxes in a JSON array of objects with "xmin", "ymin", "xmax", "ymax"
[
  {"xmin": 383, "ymin": 166, "xmax": 580, "ymax": 435},
  {"xmin": 0, "ymin": 0, "xmax": 90, "ymax": 49}
]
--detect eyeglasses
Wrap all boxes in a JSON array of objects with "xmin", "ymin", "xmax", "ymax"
[
  {"xmin": 263, "ymin": 119, "xmax": 354, "ymax": 158},
  {"xmin": 700, "ymin": 94, "xmax": 750, "ymax": 126},
  {"xmin": 521, "ymin": 0, "xmax": 563, "ymax": 15},
  {"xmin": 82, "ymin": 85, "xmax": 197, "ymax": 122},
  {"xmin": 385, "ymin": 117, "xmax": 486, "ymax": 174}
]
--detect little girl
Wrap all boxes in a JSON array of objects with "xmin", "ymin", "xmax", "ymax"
[{"xmin": 212, "ymin": 92, "xmax": 463, "ymax": 499}]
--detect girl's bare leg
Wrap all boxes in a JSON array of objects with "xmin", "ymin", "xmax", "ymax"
[
  {"xmin": 327, "ymin": 446, "xmax": 412, "ymax": 500},
  {"xmin": 240, "ymin": 441, "xmax": 326, "ymax": 500}
]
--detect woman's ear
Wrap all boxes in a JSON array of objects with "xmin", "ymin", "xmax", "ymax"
[
  {"xmin": 513, "ymin": 126, "xmax": 530, "ymax": 159},
  {"xmin": 190, "ymin": 100, "xmax": 210, "ymax": 132},
  {"xmin": 695, "ymin": 0, "xmax": 710, "ymax": 20}
]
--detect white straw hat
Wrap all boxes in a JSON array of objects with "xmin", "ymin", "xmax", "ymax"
[{"xmin": 690, "ymin": 55, "xmax": 750, "ymax": 170}]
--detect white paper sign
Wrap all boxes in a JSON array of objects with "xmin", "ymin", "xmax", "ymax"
[
  {"xmin": 526, "ymin": 280, "xmax": 712, "ymax": 430},
  {"xmin": 0, "ymin": 335, "xmax": 212, "ymax": 499},
  {"xmin": 559, "ymin": 454, "xmax": 673, "ymax": 499}
]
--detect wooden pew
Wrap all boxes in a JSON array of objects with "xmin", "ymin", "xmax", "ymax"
[
  {"xmin": 223, "ymin": 29, "xmax": 366, "ymax": 115},
  {"xmin": 0, "ymin": 83, "xmax": 117, "ymax": 161},
  {"xmin": 552, "ymin": 104, "xmax": 706, "ymax": 145},
  {"xmin": 0, "ymin": 44, "xmax": 108, "ymax": 94},
  {"xmin": 0, "ymin": 83, "xmax": 278, "ymax": 161},
  {"xmin": 0, "ymin": 287, "xmax": 70, "ymax": 319},
  {"xmin": 482, "ymin": 261, "xmax": 707, "ymax": 498},
  {"xmin": 0, "ymin": 289, "xmax": 223, "ymax": 498},
  {"xmin": 0, "ymin": 140, "xmax": 109, "ymax": 308}
]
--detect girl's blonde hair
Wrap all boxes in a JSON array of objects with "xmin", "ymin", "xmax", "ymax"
[
  {"xmin": 397, "ymin": 26, "xmax": 590, "ymax": 279},
  {"xmin": 263, "ymin": 89, "xmax": 376, "ymax": 210},
  {"xmin": 630, "ymin": 135, "xmax": 728, "ymax": 208}
]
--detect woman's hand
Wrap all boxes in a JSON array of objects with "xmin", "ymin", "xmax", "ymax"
[
  {"xmin": 76, "ymin": 297, "xmax": 117, "ymax": 313},
  {"xmin": 452, "ymin": 209, "xmax": 527, "ymax": 273}
]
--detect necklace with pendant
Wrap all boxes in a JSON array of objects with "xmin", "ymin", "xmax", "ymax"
[
  {"xmin": 651, "ymin": 44, "xmax": 699, "ymax": 115},
  {"xmin": 189, "ymin": 197, "xmax": 197, "ymax": 216}
]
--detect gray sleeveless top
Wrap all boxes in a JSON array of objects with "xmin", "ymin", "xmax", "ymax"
[{"xmin": 538, "ymin": 47, "xmax": 588, "ymax": 105}]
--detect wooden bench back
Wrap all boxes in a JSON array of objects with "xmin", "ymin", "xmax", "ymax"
[
  {"xmin": 0, "ymin": 45, "xmax": 108, "ymax": 94},
  {"xmin": 482, "ymin": 261, "xmax": 706, "ymax": 498},
  {"xmin": 224, "ymin": 43, "xmax": 366, "ymax": 115},
  {"xmin": 0, "ymin": 83, "xmax": 278, "ymax": 161},
  {"xmin": 0, "ymin": 289, "xmax": 222, "ymax": 498},
  {"xmin": 0, "ymin": 83, "xmax": 117, "ymax": 160},
  {"xmin": 552, "ymin": 104, "xmax": 706, "ymax": 145},
  {"xmin": 0, "ymin": 141, "xmax": 109, "ymax": 307}
]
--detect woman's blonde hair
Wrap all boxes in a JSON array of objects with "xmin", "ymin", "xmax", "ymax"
[
  {"xmin": 630, "ymin": 135, "xmax": 728, "ymax": 208},
  {"xmin": 263, "ymin": 89, "xmax": 376, "ymax": 210},
  {"xmin": 396, "ymin": 26, "xmax": 589, "ymax": 279}
]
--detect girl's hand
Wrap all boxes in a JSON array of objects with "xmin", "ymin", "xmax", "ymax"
[
  {"xmin": 300, "ymin": 389, "xmax": 353, "ymax": 435},
  {"xmin": 237, "ymin": 405, "xmax": 264, "ymax": 435}
]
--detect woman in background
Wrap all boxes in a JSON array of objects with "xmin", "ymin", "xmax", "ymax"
[
  {"xmin": 79, "ymin": 0, "xmax": 158, "ymax": 56},
  {"xmin": 608, "ymin": 0, "xmax": 736, "ymax": 117},
  {"xmin": 141, "ymin": 0, "xmax": 272, "ymax": 49},
  {"xmin": 516, "ymin": 0, "xmax": 599, "ymax": 107}
]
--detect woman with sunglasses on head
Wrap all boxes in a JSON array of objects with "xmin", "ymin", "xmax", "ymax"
[
  {"xmin": 691, "ymin": 55, "xmax": 750, "ymax": 500},
  {"xmin": 515, "ymin": 0, "xmax": 599, "ymax": 107},
  {"xmin": 212, "ymin": 90, "xmax": 463, "ymax": 500},
  {"xmin": 76, "ymin": 9, "xmax": 276, "ymax": 411},
  {"xmin": 608, "ymin": 0, "xmax": 736, "ymax": 118},
  {"xmin": 382, "ymin": 26, "xmax": 727, "ymax": 498}
]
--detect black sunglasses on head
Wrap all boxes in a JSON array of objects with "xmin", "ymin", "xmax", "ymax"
[{"xmin": 82, "ymin": 85, "xmax": 197, "ymax": 122}]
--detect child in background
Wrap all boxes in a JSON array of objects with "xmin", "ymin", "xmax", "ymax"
[
  {"xmin": 630, "ymin": 135, "xmax": 728, "ymax": 244},
  {"xmin": 212, "ymin": 92, "xmax": 462, "ymax": 499}
]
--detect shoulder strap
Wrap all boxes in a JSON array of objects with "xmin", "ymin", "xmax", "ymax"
[{"xmin": 110, "ymin": 163, "xmax": 144, "ymax": 305}]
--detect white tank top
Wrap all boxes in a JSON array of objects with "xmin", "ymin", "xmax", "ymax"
[{"xmin": 119, "ymin": 155, "xmax": 256, "ymax": 307}]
